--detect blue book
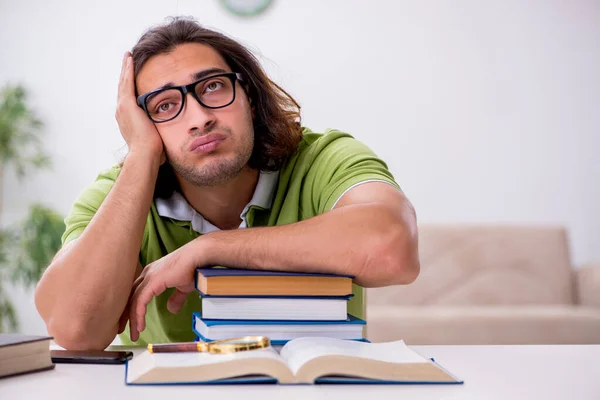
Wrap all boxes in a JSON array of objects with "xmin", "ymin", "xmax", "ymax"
[
  {"xmin": 192, "ymin": 312, "xmax": 366, "ymax": 343},
  {"xmin": 125, "ymin": 337, "xmax": 463, "ymax": 385},
  {"xmin": 193, "ymin": 334, "xmax": 370, "ymax": 346},
  {"xmin": 195, "ymin": 267, "xmax": 354, "ymax": 297}
]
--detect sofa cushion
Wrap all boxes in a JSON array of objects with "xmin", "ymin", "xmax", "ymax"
[
  {"xmin": 366, "ymin": 305, "xmax": 600, "ymax": 344},
  {"xmin": 367, "ymin": 224, "xmax": 575, "ymax": 306},
  {"xmin": 576, "ymin": 263, "xmax": 600, "ymax": 307}
]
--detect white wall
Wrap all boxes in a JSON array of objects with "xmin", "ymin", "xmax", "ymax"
[{"xmin": 1, "ymin": 0, "xmax": 598, "ymax": 334}]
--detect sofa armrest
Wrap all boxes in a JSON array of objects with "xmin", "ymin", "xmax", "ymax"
[{"xmin": 576, "ymin": 263, "xmax": 600, "ymax": 307}]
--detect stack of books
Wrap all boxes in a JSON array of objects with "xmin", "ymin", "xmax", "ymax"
[{"xmin": 191, "ymin": 267, "xmax": 366, "ymax": 344}]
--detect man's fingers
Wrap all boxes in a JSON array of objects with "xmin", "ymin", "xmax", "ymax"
[
  {"xmin": 129, "ymin": 278, "xmax": 146, "ymax": 342},
  {"xmin": 129, "ymin": 276, "xmax": 168, "ymax": 337},
  {"xmin": 119, "ymin": 52, "xmax": 129, "ymax": 80},
  {"xmin": 118, "ymin": 52, "xmax": 130, "ymax": 97},
  {"xmin": 118, "ymin": 307, "xmax": 129, "ymax": 334},
  {"xmin": 128, "ymin": 302, "xmax": 138, "ymax": 342},
  {"xmin": 128, "ymin": 276, "xmax": 149, "ymax": 342},
  {"xmin": 132, "ymin": 273, "xmax": 145, "ymax": 290},
  {"xmin": 167, "ymin": 289, "xmax": 189, "ymax": 314},
  {"xmin": 118, "ymin": 294, "xmax": 133, "ymax": 334},
  {"xmin": 135, "ymin": 280, "xmax": 167, "ymax": 332},
  {"xmin": 121, "ymin": 55, "xmax": 136, "ymax": 99}
]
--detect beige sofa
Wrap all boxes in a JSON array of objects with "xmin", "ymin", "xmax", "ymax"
[{"xmin": 366, "ymin": 224, "xmax": 600, "ymax": 345}]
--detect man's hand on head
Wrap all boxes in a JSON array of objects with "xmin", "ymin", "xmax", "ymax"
[{"xmin": 116, "ymin": 51, "xmax": 165, "ymax": 165}]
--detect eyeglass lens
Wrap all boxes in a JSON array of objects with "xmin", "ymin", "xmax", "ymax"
[{"xmin": 145, "ymin": 75, "xmax": 235, "ymax": 122}]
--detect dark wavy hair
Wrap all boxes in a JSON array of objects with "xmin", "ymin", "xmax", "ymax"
[{"xmin": 130, "ymin": 16, "xmax": 302, "ymax": 198}]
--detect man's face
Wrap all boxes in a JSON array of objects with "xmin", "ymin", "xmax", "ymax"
[{"xmin": 136, "ymin": 43, "xmax": 254, "ymax": 187}]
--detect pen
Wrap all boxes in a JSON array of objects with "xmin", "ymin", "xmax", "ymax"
[{"xmin": 148, "ymin": 342, "xmax": 208, "ymax": 353}]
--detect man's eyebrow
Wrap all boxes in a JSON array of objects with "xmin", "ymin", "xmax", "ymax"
[
  {"xmin": 153, "ymin": 68, "xmax": 230, "ymax": 92},
  {"xmin": 192, "ymin": 67, "xmax": 229, "ymax": 81}
]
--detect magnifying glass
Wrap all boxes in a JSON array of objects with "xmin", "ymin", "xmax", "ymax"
[{"xmin": 147, "ymin": 336, "xmax": 270, "ymax": 354}]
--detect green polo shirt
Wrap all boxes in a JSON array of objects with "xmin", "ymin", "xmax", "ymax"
[{"xmin": 62, "ymin": 127, "xmax": 399, "ymax": 345}]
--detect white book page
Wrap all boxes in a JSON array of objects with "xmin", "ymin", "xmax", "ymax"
[
  {"xmin": 203, "ymin": 298, "xmax": 347, "ymax": 320},
  {"xmin": 279, "ymin": 337, "xmax": 428, "ymax": 376},
  {"xmin": 152, "ymin": 346, "xmax": 283, "ymax": 367},
  {"xmin": 127, "ymin": 346, "xmax": 285, "ymax": 383}
]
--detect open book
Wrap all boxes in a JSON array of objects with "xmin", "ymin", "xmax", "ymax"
[{"xmin": 126, "ymin": 337, "xmax": 461, "ymax": 385}]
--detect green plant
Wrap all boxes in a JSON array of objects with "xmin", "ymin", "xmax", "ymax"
[
  {"xmin": 0, "ymin": 231, "xmax": 18, "ymax": 332},
  {"xmin": 7, "ymin": 204, "xmax": 65, "ymax": 288},
  {"xmin": 0, "ymin": 83, "xmax": 64, "ymax": 333}
]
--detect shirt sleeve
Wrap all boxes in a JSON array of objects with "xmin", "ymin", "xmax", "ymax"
[
  {"xmin": 61, "ymin": 165, "xmax": 121, "ymax": 245},
  {"xmin": 303, "ymin": 130, "xmax": 401, "ymax": 215}
]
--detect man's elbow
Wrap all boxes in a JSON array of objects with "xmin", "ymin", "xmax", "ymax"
[
  {"xmin": 46, "ymin": 316, "xmax": 118, "ymax": 351},
  {"xmin": 371, "ymin": 222, "xmax": 420, "ymax": 286}
]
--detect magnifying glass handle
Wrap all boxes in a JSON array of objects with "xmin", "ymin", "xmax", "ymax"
[{"xmin": 148, "ymin": 342, "xmax": 209, "ymax": 353}]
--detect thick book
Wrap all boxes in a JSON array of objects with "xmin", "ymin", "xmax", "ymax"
[
  {"xmin": 0, "ymin": 334, "xmax": 55, "ymax": 379},
  {"xmin": 192, "ymin": 312, "xmax": 365, "ymax": 344},
  {"xmin": 125, "ymin": 337, "xmax": 462, "ymax": 385},
  {"xmin": 195, "ymin": 267, "xmax": 353, "ymax": 296},
  {"xmin": 200, "ymin": 295, "xmax": 351, "ymax": 321}
]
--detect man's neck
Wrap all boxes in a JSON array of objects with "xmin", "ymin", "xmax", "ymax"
[{"xmin": 177, "ymin": 166, "xmax": 259, "ymax": 231}]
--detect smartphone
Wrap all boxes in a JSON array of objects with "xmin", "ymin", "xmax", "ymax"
[{"xmin": 50, "ymin": 349, "xmax": 133, "ymax": 364}]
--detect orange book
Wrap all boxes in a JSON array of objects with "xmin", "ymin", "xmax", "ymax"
[{"xmin": 195, "ymin": 267, "xmax": 353, "ymax": 297}]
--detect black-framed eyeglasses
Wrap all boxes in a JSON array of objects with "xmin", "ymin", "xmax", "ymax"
[{"xmin": 137, "ymin": 72, "xmax": 244, "ymax": 123}]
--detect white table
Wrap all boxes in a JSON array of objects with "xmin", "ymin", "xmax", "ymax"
[{"xmin": 1, "ymin": 344, "xmax": 598, "ymax": 399}]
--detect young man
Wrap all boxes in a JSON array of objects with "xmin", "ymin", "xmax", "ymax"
[{"xmin": 35, "ymin": 17, "xmax": 419, "ymax": 350}]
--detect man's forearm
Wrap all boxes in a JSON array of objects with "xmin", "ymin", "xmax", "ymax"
[
  {"xmin": 199, "ymin": 203, "xmax": 419, "ymax": 287},
  {"xmin": 35, "ymin": 152, "xmax": 160, "ymax": 349}
]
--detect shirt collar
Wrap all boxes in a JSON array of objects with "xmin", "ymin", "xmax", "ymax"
[{"xmin": 155, "ymin": 170, "xmax": 279, "ymax": 234}]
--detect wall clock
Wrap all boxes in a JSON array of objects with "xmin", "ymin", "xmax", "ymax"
[{"xmin": 220, "ymin": 0, "xmax": 274, "ymax": 17}]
